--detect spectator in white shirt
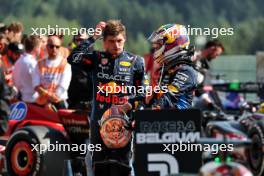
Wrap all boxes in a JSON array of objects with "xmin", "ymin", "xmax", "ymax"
[
  {"xmin": 32, "ymin": 36, "xmax": 71, "ymax": 109},
  {"xmin": 13, "ymin": 35, "xmax": 41, "ymax": 102}
]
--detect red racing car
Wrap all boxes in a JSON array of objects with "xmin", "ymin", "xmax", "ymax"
[{"xmin": 0, "ymin": 101, "xmax": 89, "ymax": 176}]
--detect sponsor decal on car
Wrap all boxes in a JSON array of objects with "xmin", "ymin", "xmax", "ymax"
[{"xmin": 9, "ymin": 102, "xmax": 27, "ymax": 121}]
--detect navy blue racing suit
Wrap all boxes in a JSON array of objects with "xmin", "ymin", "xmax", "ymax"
[
  {"xmin": 67, "ymin": 37, "xmax": 148, "ymax": 172},
  {"xmin": 154, "ymin": 64, "xmax": 198, "ymax": 109}
]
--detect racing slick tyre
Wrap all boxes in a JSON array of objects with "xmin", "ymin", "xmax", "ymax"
[
  {"xmin": 0, "ymin": 118, "xmax": 7, "ymax": 136},
  {"xmin": 0, "ymin": 100, "xmax": 9, "ymax": 135},
  {"xmin": 247, "ymin": 121, "xmax": 264, "ymax": 176},
  {"xmin": 5, "ymin": 126, "xmax": 71, "ymax": 176}
]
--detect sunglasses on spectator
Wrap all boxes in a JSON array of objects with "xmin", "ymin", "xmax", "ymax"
[{"xmin": 48, "ymin": 44, "xmax": 60, "ymax": 49}]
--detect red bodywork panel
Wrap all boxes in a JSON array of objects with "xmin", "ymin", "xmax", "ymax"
[
  {"xmin": 4, "ymin": 103, "xmax": 65, "ymax": 137},
  {"xmin": 0, "ymin": 102, "xmax": 89, "ymax": 172}
]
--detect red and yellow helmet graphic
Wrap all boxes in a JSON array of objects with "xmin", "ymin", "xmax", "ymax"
[
  {"xmin": 149, "ymin": 24, "xmax": 190, "ymax": 47},
  {"xmin": 148, "ymin": 24, "xmax": 190, "ymax": 64}
]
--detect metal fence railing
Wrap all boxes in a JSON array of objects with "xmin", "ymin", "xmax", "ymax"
[{"xmin": 210, "ymin": 55, "xmax": 256, "ymax": 82}]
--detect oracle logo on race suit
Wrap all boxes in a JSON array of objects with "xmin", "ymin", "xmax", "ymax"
[{"xmin": 97, "ymin": 72, "xmax": 131, "ymax": 82}]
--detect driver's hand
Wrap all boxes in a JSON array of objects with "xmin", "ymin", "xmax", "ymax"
[
  {"xmin": 124, "ymin": 120, "xmax": 135, "ymax": 130},
  {"xmin": 93, "ymin": 21, "xmax": 106, "ymax": 40},
  {"xmin": 116, "ymin": 103, "xmax": 132, "ymax": 113}
]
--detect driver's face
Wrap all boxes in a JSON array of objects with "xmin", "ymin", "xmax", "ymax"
[
  {"xmin": 207, "ymin": 46, "xmax": 223, "ymax": 60},
  {"xmin": 152, "ymin": 39, "xmax": 164, "ymax": 51},
  {"xmin": 103, "ymin": 34, "xmax": 126, "ymax": 57}
]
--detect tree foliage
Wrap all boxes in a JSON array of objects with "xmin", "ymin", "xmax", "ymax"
[{"xmin": 1, "ymin": 0, "xmax": 263, "ymax": 55}]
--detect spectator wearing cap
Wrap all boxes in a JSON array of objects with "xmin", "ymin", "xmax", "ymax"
[
  {"xmin": 13, "ymin": 35, "xmax": 41, "ymax": 103},
  {"xmin": 1, "ymin": 42, "xmax": 24, "ymax": 86},
  {"xmin": 7, "ymin": 42, "xmax": 24, "ymax": 63}
]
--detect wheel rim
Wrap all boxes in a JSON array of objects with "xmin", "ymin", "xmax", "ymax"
[{"xmin": 11, "ymin": 141, "xmax": 35, "ymax": 175}]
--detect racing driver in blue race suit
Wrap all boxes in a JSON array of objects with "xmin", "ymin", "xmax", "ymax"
[
  {"xmin": 147, "ymin": 24, "xmax": 198, "ymax": 109},
  {"xmin": 67, "ymin": 20, "xmax": 148, "ymax": 176}
]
